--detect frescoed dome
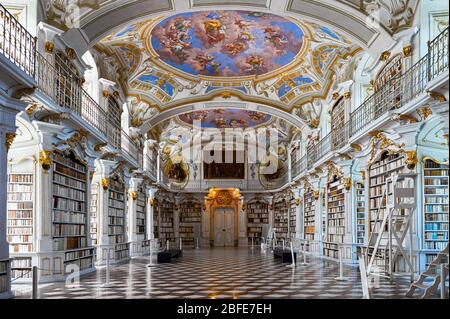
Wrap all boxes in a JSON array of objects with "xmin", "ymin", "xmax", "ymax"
[{"xmin": 150, "ymin": 10, "xmax": 305, "ymax": 77}]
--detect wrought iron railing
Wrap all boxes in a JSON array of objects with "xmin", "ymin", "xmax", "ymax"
[
  {"xmin": 35, "ymin": 52, "xmax": 107, "ymax": 136},
  {"xmin": 0, "ymin": 4, "xmax": 36, "ymax": 77},
  {"xmin": 121, "ymin": 130, "xmax": 143, "ymax": 167},
  {"xmin": 293, "ymin": 27, "xmax": 449, "ymax": 180}
]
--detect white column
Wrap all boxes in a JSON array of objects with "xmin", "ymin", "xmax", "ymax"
[
  {"xmin": 0, "ymin": 95, "xmax": 27, "ymax": 298},
  {"xmin": 127, "ymin": 178, "xmax": 142, "ymax": 243},
  {"xmin": 146, "ymin": 188, "xmax": 157, "ymax": 240}
]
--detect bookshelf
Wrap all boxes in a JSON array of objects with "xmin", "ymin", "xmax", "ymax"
[
  {"xmin": 423, "ymin": 159, "xmax": 449, "ymax": 267},
  {"xmin": 274, "ymin": 199, "xmax": 289, "ymax": 239},
  {"xmin": 321, "ymin": 191, "xmax": 326, "ymax": 240},
  {"xmin": 247, "ymin": 200, "xmax": 269, "ymax": 245},
  {"xmin": 10, "ymin": 257, "xmax": 32, "ymax": 279},
  {"xmin": 356, "ymin": 182, "xmax": 366, "ymax": 244},
  {"xmin": 159, "ymin": 200, "xmax": 175, "ymax": 243},
  {"xmin": 368, "ymin": 152, "xmax": 407, "ymax": 235},
  {"xmin": 7, "ymin": 174, "xmax": 34, "ymax": 253},
  {"xmin": 108, "ymin": 177, "xmax": 126, "ymax": 245},
  {"xmin": 179, "ymin": 200, "xmax": 202, "ymax": 246},
  {"xmin": 90, "ymin": 183, "xmax": 99, "ymax": 246},
  {"xmin": 52, "ymin": 152, "xmax": 88, "ymax": 251},
  {"xmin": 136, "ymin": 187, "xmax": 146, "ymax": 239},
  {"xmin": 289, "ymin": 200, "xmax": 297, "ymax": 237},
  {"xmin": 304, "ymin": 188, "xmax": 316, "ymax": 241},
  {"xmin": 324, "ymin": 177, "xmax": 345, "ymax": 258},
  {"xmin": 0, "ymin": 260, "xmax": 9, "ymax": 294}
]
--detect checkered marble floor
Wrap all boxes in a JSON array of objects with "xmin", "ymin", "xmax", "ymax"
[{"xmin": 12, "ymin": 248, "xmax": 427, "ymax": 299}]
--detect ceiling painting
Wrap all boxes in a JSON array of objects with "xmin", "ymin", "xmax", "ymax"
[
  {"xmin": 149, "ymin": 11, "xmax": 305, "ymax": 77},
  {"xmin": 178, "ymin": 109, "xmax": 272, "ymax": 128}
]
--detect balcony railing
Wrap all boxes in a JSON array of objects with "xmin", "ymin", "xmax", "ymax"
[
  {"xmin": 1, "ymin": 4, "xmax": 107, "ymax": 138},
  {"xmin": 294, "ymin": 27, "xmax": 449, "ymax": 180},
  {"xmin": 0, "ymin": 4, "xmax": 36, "ymax": 77},
  {"xmin": 121, "ymin": 130, "xmax": 143, "ymax": 167}
]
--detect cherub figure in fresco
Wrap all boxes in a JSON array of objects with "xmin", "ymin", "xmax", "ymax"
[
  {"xmin": 248, "ymin": 12, "xmax": 268, "ymax": 18},
  {"xmin": 210, "ymin": 62, "xmax": 221, "ymax": 74},
  {"xmin": 245, "ymin": 55, "xmax": 264, "ymax": 72},
  {"xmin": 204, "ymin": 13, "xmax": 226, "ymax": 45},
  {"xmin": 229, "ymin": 119, "xmax": 247, "ymax": 128},
  {"xmin": 194, "ymin": 54, "xmax": 215, "ymax": 70},
  {"xmin": 248, "ymin": 111, "xmax": 265, "ymax": 121},
  {"xmin": 225, "ymin": 42, "xmax": 246, "ymax": 56},
  {"xmin": 214, "ymin": 118, "xmax": 227, "ymax": 128},
  {"xmin": 163, "ymin": 40, "xmax": 190, "ymax": 61},
  {"xmin": 235, "ymin": 18, "xmax": 252, "ymax": 30}
]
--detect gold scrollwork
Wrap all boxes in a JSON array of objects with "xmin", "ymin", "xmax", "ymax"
[
  {"xmin": 313, "ymin": 190, "xmax": 320, "ymax": 200},
  {"xmin": 101, "ymin": 177, "xmax": 109, "ymax": 190},
  {"xmin": 5, "ymin": 133, "xmax": 16, "ymax": 151},
  {"xmin": 130, "ymin": 191, "xmax": 138, "ymax": 200},
  {"xmin": 343, "ymin": 177, "xmax": 352, "ymax": 191},
  {"xmin": 380, "ymin": 51, "xmax": 391, "ymax": 61},
  {"xmin": 39, "ymin": 150, "xmax": 53, "ymax": 171},
  {"xmin": 403, "ymin": 45, "xmax": 412, "ymax": 57},
  {"xmin": 427, "ymin": 91, "xmax": 446, "ymax": 102},
  {"xmin": 417, "ymin": 106, "xmax": 433, "ymax": 121},
  {"xmin": 404, "ymin": 150, "xmax": 418, "ymax": 170}
]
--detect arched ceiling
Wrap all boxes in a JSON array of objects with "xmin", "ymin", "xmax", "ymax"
[{"xmin": 38, "ymin": 0, "xmax": 418, "ymax": 137}]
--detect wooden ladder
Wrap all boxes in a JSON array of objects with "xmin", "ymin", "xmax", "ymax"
[{"xmin": 406, "ymin": 244, "xmax": 449, "ymax": 299}]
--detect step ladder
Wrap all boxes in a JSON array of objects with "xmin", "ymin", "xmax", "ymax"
[
  {"xmin": 406, "ymin": 244, "xmax": 449, "ymax": 299},
  {"xmin": 364, "ymin": 173, "xmax": 416, "ymax": 280}
]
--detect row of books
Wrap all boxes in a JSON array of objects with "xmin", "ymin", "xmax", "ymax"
[
  {"xmin": 53, "ymin": 237, "xmax": 87, "ymax": 251},
  {"xmin": 108, "ymin": 207, "xmax": 125, "ymax": 218},
  {"xmin": 53, "ymin": 198, "xmax": 86, "ymax": 212},
  {"xmin": 424, "ymin": 241, "xmax": 448, "ymax": 250},
  {"xmin": 424, "ymin": 232, "xmax": 448, "ymax": 240},
  {"xmin": 108, "ymin": 216, "xmax": 124, "ymax": 225},
  {"xmin": 180, "ymin": 217, "xmax": 201, "ymax": 223},
  {"xmin": 54, "ymin": 173, "xmax": 86, "ymax": 190},
  {"xmin": 109, "ymin": 191, "xmax": 125, "ymax": 201},
  {"xmin": 424, "ymin": 197, "xmax": 448, "ymax": 204},
  {"xmin": 53, "ymin": 163, "xmax": 86, "ymax": 181},
  {"xmin": 7, "ymin": 202, "xmax": 33, "ymax": 210},
  {"xmin": 54, "ymin": 211, "xmax": 86, "ymax": 224},
  {"xmin": 9, "ymin": 244, "xmax": 33, "ymax": 253},
  {"xmin": 7, "ymin": 227, "xmax": 33, "ymax": 235},
  {"xmin": 424, "ymin": 223, "xmax": 449, "ymax": 230},
  {"xmin": 65, "ymin": 248, "xmax": 94, "ymax": 261},
  {"xmin": 7, "ymin": 183, "xmax": 33, "ymax": 192},
  {"xmin": 425, "ymin": 205, "xmax": 449, "ymax": 213},
  {"xmin": 53, "ymin": 224, "xmax": 86, "ymax": 237},
  {"xmin": 7, "ymin": 192, "xmax": 33, "ymax": 201},
  {"xmin": 325, "ymin": 234, "xmax": 344, "ymax": 243},
  {"xmin": 424, "ymin": 178, "xmax": 448, "ymax": 186},
  {"xmin": 53, "ymin": 184, "xmax": 86, "ymax": 201},
  {"xmin": 8, "ymin": 174, "xmax": 33, "ymax": 183},
  {"xmin": 10, "ymin": 258, "xmax": 31, "ymax": 268},
  {"xmin": 424, "ymin": 188, "xmax": 448, "ymax": 195},
  {"xmin": 7, "ymin": 210, "xmax": 32, "ymax": 219},
  {"xmin": 108, "ymin": 226, "xmax": 124, "ymax": 235},
  {"xmin": 64, "ymin": 258, "xmax": 94, "ymax": 272},
  {"xmin": 108, "ymin": 199, "xmax": 125, "ymax": 209},
  {"xmin": 424, "ymin": 170, "xmax": 448, "ymax": 176},
  {"xmin": 425, "ymin": 214, "xmax": 449, "ymax": 221},
  {"xmin": 7, "ymin": 235, "xmax": 32, "ymax": 243},
  {"xmin": 53, "ymin": 154, "xmax": 87, "ymax": 173},
  {"xmin": 7, "ymin": 219, "xmax": 32, "ymax": 227}
]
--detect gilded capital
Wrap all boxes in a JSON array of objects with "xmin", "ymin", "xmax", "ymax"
[
  {"xmin": 39, "ymin": 150, "xmax": 53, "ymax": 171},
  {"xmin": 5, "ymin": 132, "xmax": 16, "ymax": 151}
]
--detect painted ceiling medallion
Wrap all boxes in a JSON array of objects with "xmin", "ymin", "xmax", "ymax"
[
  {"xmin": 150, "ymin": 11, "xmax": 304, "ymax": 77},
  {"xmin": 178, "ymin": 109, "xmax": 272, "ymax": 128}
]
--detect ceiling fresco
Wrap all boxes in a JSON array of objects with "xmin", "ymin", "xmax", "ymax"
[
  {"xmin": 150, "ymin": 11, "xmax": 305, "ymax": 77},
  {"xmin": 178, "ymin": 109, "xmax": 272, "ymax": 128}
]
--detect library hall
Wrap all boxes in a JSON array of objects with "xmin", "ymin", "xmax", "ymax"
[{"xmin": 0, "ymin": 0, "xmax": 449, "ymax": 302}]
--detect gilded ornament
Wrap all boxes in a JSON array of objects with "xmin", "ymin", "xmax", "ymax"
[
  {"xmin": 221, "ymin": 92, "xmax": 232, "ymax": 99},
  {"xmin": 66, "ymin": 48, "xmax": 76, "ymax": 60},
  {"xmin": 25, "ymin": 103, "xmax": 38, "ymax": 116},
  {"xmin": 403, "ymin": 45, "xmax": 412, "ymax": 57},
  {"xmin": 332, "ymin": 92, "xmax": 340, "ymax": 100},
  {"xmin": 343, "ymin": 177, "xmax": 352, "ymax": 191},
  {"xmin": 404, "ymin": 151, "xmax": 418, "ymax": 170},
  {"xmin": 343, "ymin": 92, "xmax": 351, "ymax": 100},
  {"xmin": 350, "ymin": 143, "xmax": 362, "ymax": 152},
  {"xmin": 101, "ymin": 177, "xmax": 109, "ymax": 190},
  {"xmin": 380, "ymin": 51, "xmax": 391, "ymax": 61},
  {"xmin": 417, "ymin": 107, "xmax": 433, "ymax": 121},
  {"xmin": 313, "ymin": 190, "xmax": 320, "ymax": 200},
  {"xmin": 130, "ymin": 191, "xmax": 138, "ymax": 200},
  {"xmin": 427, "ymin": 91, "xmax": 446, "ymax": 102},
  {"xmin": 5, "ymin": 132, "xmax": 16, "ymax": 151},
  {"xmin": 39, "ymin": 150, "xmax": 53, "ymax": 171},
  {"xmin": 392, "ymin": 113, "xmax": 419, "ymax": 124},
  {"xmin": 44, "ymin": 41, "xmax": 54, "ymax": 54},
  {"xmin": 310, "ymin": 118, "xmax": 320, "ymax": 129},
  {"xmin": 103, "ymin": 90, "xmax": 110, "ymax": 98}
]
